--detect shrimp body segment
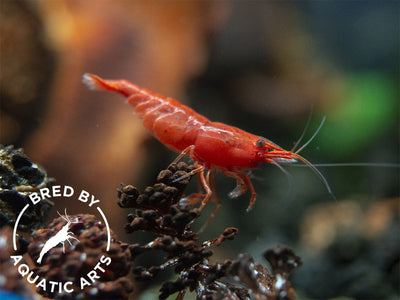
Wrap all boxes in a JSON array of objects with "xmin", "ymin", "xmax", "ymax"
[{"xmin": 83, "ymin": 74, "xmax": 317, "ymax": 215}]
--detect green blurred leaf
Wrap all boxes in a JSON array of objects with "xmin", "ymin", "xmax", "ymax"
[{"xmin": 319, "ymin": 72, "xmax": 397, "ymax": 158}]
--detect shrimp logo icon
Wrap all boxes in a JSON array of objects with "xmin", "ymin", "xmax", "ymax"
[{"xmin": 36, "ymin": 209, "xmax": 79, "ymax": 264}]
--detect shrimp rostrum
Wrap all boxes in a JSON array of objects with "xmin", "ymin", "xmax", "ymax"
[{"xmin": 83, "ymin": 74, "xmax": 332, "ymax": 224}]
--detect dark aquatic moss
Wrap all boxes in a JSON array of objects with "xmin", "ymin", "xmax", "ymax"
[
  {"xmin": 0, "ymin": 145, "xmax": 53, "ymax": 231},
  {"xmin": 118, "ymin": 161, "xmax": 302, "ymax": 299},
  {"xmin": 119, "ymin": 162, "xmax": 201, "ymax": 238},
  {"xmin": 28, "ymin": 214, "xmax": 133, "ymax": 300},
  {"xmin": 264, "ymin": 246, "xmax": 302, "ymax": 275}
]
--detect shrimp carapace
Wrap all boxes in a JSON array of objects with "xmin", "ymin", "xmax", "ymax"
[{"xmin": 83, "ymin": 73, "xmax": 331, "ymax": 227}]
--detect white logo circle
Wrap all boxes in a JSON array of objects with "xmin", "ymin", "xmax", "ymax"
[{"xmin": 11, "ymin": 185, "xmax": 112, "ymax": 295}]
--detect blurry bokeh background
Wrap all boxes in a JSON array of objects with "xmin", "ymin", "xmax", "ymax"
[{"xmin": 1, "ymin": 1, "xmax": 399, "ymax": 299}]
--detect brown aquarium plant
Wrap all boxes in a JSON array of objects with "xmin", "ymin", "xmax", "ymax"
[
  {"xmin": 119, "ymin": 161, "xmax": 302, "ymax": 299},
  {"xmin": 0, "ymin": 145, "xmax": 302, "ymax": 299},
  {"xmin": 28, "ymin": 214, "xmax": 133, "ymax": 300}
]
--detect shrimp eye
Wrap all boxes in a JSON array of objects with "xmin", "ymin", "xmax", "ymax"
[{"xmin": 256, "ymin": 139, "xmax": 265, "ymax": 148}]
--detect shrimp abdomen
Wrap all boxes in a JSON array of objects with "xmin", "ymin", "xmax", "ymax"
[{"xmin": 83, "ymin": 73, "xmax": 208, "ymax": 152}]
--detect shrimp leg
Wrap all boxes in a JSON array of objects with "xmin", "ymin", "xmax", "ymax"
[
  {"xmin": 173, "ymin": 145, "xmax": 195, "ymax": 164},
  {"xmin": 185, "ymin": 169, "xmax": 221, "ymax": 232},
  {"xmin": 199, "ymin": 170, "xmax": 221, "ymax": 232},
  {"xmin": 197, "ymin": 165, "xmax": 212, "ymax": 212},
  {"xmin": 222, "ymin": 170, "xmax": 256, "ymax": 212},
  {"xmin": 170, "ymin": 146, "xmax": 215, "ymax": 216}
]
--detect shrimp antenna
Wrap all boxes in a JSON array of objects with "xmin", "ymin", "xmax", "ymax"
[
  {"xmin": 271, "ymin": 159, "xmax": 294, "ymax": 195},
  {"xmin": 292, "ymin": 153, "xmax": 336, "ymax": 200},
  {"xmin": 291, "ymin": 107, "xmax": 313, "ymax": 152},
  {"xmin": 292, "ymin": 162, "xmax": 400, "ymax": 168},
  {"xmin": 57, "ymin": 209, "xmax": 69, "ymax": 222},
  {"xmin": 295, "ymin": 116, "xmax": 326, "ymax": 154}
]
